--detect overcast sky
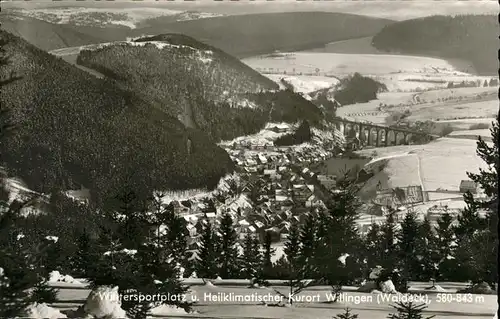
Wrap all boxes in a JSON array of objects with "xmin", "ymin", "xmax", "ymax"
[{"xmin": 2, "ymin": 0, "xmax": 497, "ymax": 21}]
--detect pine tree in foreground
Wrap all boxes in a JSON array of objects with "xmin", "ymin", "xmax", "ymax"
[
  {"xmin": 30, "ymin": 279, "xmax": 58, "ymax": 304},
  {"xmin": 453, "ymin": 115, "xmax": 498, "ymax": 285},
  {"xmin": 241, "ymin": 233, "xmax": 263, "ymax": 280},
  {"xmin": 298, "ymin": 213, "xmax": 317, "ymax": 279},
  {"xmin": 433, "ymin": 212, "xmax": 456, "ymax": 281},
  {"xmin": 464, "ymin": 115, "xmax": 498, "ymax": 286},
  {"xmin": 0, "ymin": 202, "xmax": 39, "ymax": 318},
  {"xmin": 397, "ymin": 211, "xmax": 421, "ymax": 290},
  {"xmin": 416, "ymin": 217, "xmax": 439, "ymax": 284},
  {"xmin": 72, "ymin": 228, "xmax": 100, "ymax": 278},
  {"xmin": 261, "ymin": 231, "xmax": 275, "ymax": 279},
  {"xmin": 387, "ymin": 301, "xmax": 435, "ymax": 319},
  {"xmin": 320, "ymin": 175, "xmax": 364, "ymax": 301},
  {"xmin": 88, "ymin": 191, "xmax": 192, "ymax": 318},
  {"xmin": 196, "ymin": 219, "xmax": 219, "ymax": 279},
  {"xmin": 380, "ymin": 209, "xmax": 398, "ymax": 270},
  {"xmin": 217, "ymin": 213, "xmax": 240, "ymax": 279},
  {"xmin": 333, "ymin": 307, "xmax": 359, "ymax": 319},
  {"xmin": 275, "ymin": 221, "xmax": 314, "ymax": 305},
  {"xmin": 363, "ymin": 222, "xmax": 384, "ymax": 270}
]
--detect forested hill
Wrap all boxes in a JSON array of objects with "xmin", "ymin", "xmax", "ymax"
[
  {"xmin": 372, "ymin": 15, "xmax": 498, "ymax": 75},
  {"xmin": 1, "ymin": 10, "xmax": 393, "ymax": 55},
  {"xmin": 0, "ymin": 31, "xmax": 234, "ymax": 207},
  {"xmin": 134, "ymin": 12, "xmax": 394, "ymax": 58},
  {"xmin": 76, "ymin": 34, "xmax": 326, "ymax": 141}
]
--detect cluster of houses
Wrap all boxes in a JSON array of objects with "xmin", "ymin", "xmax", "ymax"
[{"xmin": 167, "ymin": 133, "xmax": 348, "ymax": 258}]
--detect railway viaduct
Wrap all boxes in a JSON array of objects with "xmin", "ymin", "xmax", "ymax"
[{"xmin": 332, "ymin": 117, "xmax": 437, "ymax": 148}]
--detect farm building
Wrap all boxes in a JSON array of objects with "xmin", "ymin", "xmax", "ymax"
[{"xmin": 459, "ymin": 180, "xmax": 479, "ymax": 194}]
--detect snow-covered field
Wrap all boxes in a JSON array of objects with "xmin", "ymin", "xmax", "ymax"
[
  {"xmin": 406, "ymin": 99, "xmax": 498, "ymax": 122},
  {"xmin": 336, "ymin": 87, "xmax": 497, "ymax": 124},
  {"xmin": 9, "ymin": 7, "xmax": 224, "ymax": 28},
  {"xmin": 218, "ymin": 122, "xmax": 294, "ymax": 148},
  {"xmin": 362, "ymin": 154, "xmax": 423, "ymax": 191},
  {"xmin": 265, "ymin": 74, "xmax": 339, "ymax": 94},
  {"xmin": 243, "ymin": 52, "xmax": 465, "ymax": 77},
  {"xmin": 336, "ymin": 91, "xmax": 414, "ymax": 124},
  {"xmin": 448, "ymin": 129, "xmax": 493, "ymax": 142},
  {"xmin": 413, "ymin": 86, "xmax": 497, "ymax": 102},
  {"xmin": 244, "ymin": 45, "xmax": 497, "ymax": 128},
  {"xmin": 356, "ymin": 137, "xmax": 490, "ymax": 192}
]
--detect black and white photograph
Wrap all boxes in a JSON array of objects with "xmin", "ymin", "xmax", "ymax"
[{"xmin": 0, "ymin": 0, "xmax": 498, "ymax": 318}]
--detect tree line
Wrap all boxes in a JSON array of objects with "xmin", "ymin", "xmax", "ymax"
[
  {"xmin": 372, "ymin": 14, "xmax": 497, "ymax": 75},
  {"xmin": 334, "ymin": 73, "xmax": 388, "ymax": 106}
]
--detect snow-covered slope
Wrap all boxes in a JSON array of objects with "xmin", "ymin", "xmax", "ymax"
[{"xmin": 8, "ymin": 7, "xmax": 225, "ymax": 29}]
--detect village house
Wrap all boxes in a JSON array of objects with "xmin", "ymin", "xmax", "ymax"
[
  {"xmin": 269, "ymin": 124, "xmax": 289, "ymax": 133},
  {"xmin": 292, "ymin": 184, "xmax": 315, "ymax": 204},
  {"xmin": 246, "ymin": 158, "xmax": 258, "ymax": 167}
]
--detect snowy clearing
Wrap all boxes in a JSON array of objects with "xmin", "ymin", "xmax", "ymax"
[
  {"xmin": 406, "ymin": 99, "xmax": 498, "ymax": 122},
  {"xmin": 264, "ymin": 74, "xmax": 339, "ymax": 94},
  {"xmin": 363, "ymin": 154, "xmax": 423, "ymax": 190},
  {"xmin": 218, "ymin": 122, "xmax": 294, "ymax": 147},
  {"xmin": 243, "ymin": 52, "xmax": 464, "ymax": 77},
  {"xmin": 357, "ymin": 137, "xmax": 490, "ymax": 192},
  {"xmin": 10, "ymin": 7, "xmax": 224, "ymax": 28},
  {"xmin": 448, "ymin": 129, "xmax": 493, "ymax": 141}
]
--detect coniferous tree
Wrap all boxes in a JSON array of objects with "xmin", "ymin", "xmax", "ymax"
[
  {"xmin": 333, "ymin": 308, "xmax": 359, "ymax": 319},
  {"xmin": 388, "ymin": 301, "xmax": 435, "ymax": 319},
  {"xmin": 455, "ymin": 192, "xmax": 486, "ymax": 238},
  {"xmin": 380, "ymin": 209, "xmax": 399, "ymax": 270},
  {"xmin": 72, "ymin": 228, "xmax": 99, "ymax": 278},
  {"xmin": 217, "ymin": 212, "xmax": 239, "ymax": 279},
  {"xmin": 196, "ymin": 220, "xmax": 219, "ymax": 279},
  {"xmin": 284, "ymin": 221, "xmax": 301, "ymax": 270},
  {"xmin": 88, "ymin": 191, "xmax": 192, "ymax": 318},
  {"xmin": 42, "ymin": 237, "xmax": 65, "ymax": 276},
  {"xmin": 280, "ymin": 221, "xmax": 308, "ymax": 304},
  {"xmin": 312, "ymin": 210, "xmax": 330, "ymax": 280},
  {"xmin": 434, "ymin": 213, "xmax": 456, "ymax": 281},
  {"xmin": 29, "ymin": 279, "xmax": 58, "ymax": 304},
  {"xmin": 454, "ymin": 116, "xmax": 498, "ymax": 285},
  {"xmin": 261, "ymin": 231, "xmax": 275, "ymax": 279},
  {"xmin": 465, "ymin": 115, "xmax": 498, "ymax": 286},
  {"xmin": 416, "ymin": 217, "xmax": 439, "ymax": 283},
  {"xmin": 0, "ymin": 203, "xmax": 38, "ymax": 318},
  {"xmin": 363, "ymin": 223, "xmax": 385, "ymax": 272},
  {"xmin": 241, "ymin": 233, "xmax": 263, "ymax": 280},
  {"xmin": 157, "ymin": 201, "xmax": 189, "ymax": 272},
  {"xmin": 319, "ymin": 176, "xmax": 364, "ymax": 300},
  {"xmin": 298, "ymin": 214, "xmax": 317, "ymax": 278},
  {"xmin": 398, "ymin": 211, "xmax": 422, "ymax": 289}
]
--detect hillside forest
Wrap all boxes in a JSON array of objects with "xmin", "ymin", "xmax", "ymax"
[
  {"xmin": 372, "ymin": 14, "xmax": 498, "ymax": 75},
  {"xmin": 0, "ymin": 31, "xmax": 234, "ymax": 208}
]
